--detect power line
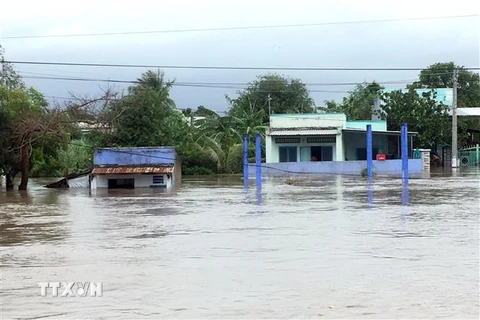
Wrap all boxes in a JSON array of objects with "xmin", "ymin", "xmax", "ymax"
[
  {"xmin": 7, "ymin": 60, "xmax": 480, "ymax": 71},
  {"xmin": 16, "ymin": 70, "xmax": 416, "ymax": 86},
  {"xmin": 23, "ymin": 75, "xmax": 349, "ymax": 93},
  {"xmin": 3, "ymin": 14, "xmax": 477, "ymax": 39}
]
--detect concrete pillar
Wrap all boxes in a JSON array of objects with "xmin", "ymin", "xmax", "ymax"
[
  {"xmin": 265, "ymin": 135, "xmax": 272, "ymax": 163},
  {"xmin": 366, "ymin": 125, "xmax": 373, "ymax": 178},
  {"xmin": 419, "ymin": 148, "xmax": 431, "ymax": 179},
  {"xmin": 255, "ymin": 134, "xmax": 261, "ymax": 187},
  {"xmin": 335, "ymin": 131, "xmax": 344, "ymax": 161}
]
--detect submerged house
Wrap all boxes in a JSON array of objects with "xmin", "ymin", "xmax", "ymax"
[
  {"xmin": 266, "ymin": 113, "xmax": 416, "ymax": 163},
  {"xmin": 90, "ymin": 147, "xmax": 181, "ymax": 189},
  {"xmin": 255, "ymin": 113, "xmax": 429, "ymax": 177}
]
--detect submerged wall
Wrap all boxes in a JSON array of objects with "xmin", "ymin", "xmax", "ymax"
[
  {"xmin": 248, "ymin": 159, "xmax": 423, "ymax": 178},
  {"xmin": 91, "ymin": 173, "xmax": 172, "ymax": 189}
]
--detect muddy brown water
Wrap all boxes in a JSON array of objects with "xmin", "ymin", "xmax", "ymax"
[{"xmin": 1, "ymin": 169, "xmax": 479, "ymax": 319}]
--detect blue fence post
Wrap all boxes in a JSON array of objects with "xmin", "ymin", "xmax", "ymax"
[
  {"xmin": 401, "ymin": 123, "xmax": 408, "ymax": 182},
  {"xmin": 366, "ymin": 124, "xmax": 373, "ymax": 178},
  {"xmin": 243, "ymin": 134, "xmax": 248, "ymax": 189},
  {"xmin": 255, "ymin": 133, "xmax": 261, "ymax": 187}
]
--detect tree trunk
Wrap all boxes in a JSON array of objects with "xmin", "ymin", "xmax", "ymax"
[
  {"xmin": 6, "ymin": 173, "xmax": 14, "ymax": 190},
  {"xmin": 18, "ymin": 145, "xmax": 30, "ymax": 191}
]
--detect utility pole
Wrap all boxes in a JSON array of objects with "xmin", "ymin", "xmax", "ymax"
[
  {"xmin": 0, "ymin": 55, "xmax": 5, "ymax": 87},
  {"xmin": 451, "ymin": 68, "xmax": 458, "ymax": 168},
  {"xmin": 267, "ymin": 94, "xmax": 272, "ymax": 115}
]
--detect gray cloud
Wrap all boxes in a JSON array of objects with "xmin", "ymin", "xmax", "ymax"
[{"xmin": 2, "ymin": 0, "xmax": 478, "ymax": 112}]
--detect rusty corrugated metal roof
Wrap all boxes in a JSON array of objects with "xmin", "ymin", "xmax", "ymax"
[{"xmin": 92, "ymin": 166, "xmax": 173, "ymax": 175}]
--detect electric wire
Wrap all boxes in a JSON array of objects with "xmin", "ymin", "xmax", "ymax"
[
  {"xmin": 7, "ymin": 60, "xmax": 480, "ymax": 71},
  {"xmin": 3, "ymin": 14, "xmax": 477, "ymax": 39}
]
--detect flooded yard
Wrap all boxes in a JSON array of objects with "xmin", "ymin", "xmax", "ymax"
[{"xmin": 1, "ymin": 169, "xmax": 479, "ymax": 319}]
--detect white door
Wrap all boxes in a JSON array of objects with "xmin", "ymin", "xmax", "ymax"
[{"xmin": 300, "ymin": 146, "xmax": 311, "ymax": 162}]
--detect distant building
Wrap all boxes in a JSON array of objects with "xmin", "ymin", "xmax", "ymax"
[
  {"xmin": 90, "ymin": 147, "xmax": 181, "ymax": 190},
  {"xmin": 75, "ymin": 121, "xmax": 114, "ymax": 135}
]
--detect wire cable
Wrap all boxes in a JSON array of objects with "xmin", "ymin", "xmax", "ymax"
[
  {"xmin": 3, "ymin": 14, "xmax": 477, "ymax": 39},
  {"xmin": 16, "ymin": 70, "xmax": 417, "ymax": 87},
  {"xmin": 7, "ymin": 60, "xmax": 480, "ymax": 71}
]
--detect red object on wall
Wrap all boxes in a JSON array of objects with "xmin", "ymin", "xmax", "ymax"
[{"xmin": 376, "ymin": 154, "xmax": 386, "ymax": 161}]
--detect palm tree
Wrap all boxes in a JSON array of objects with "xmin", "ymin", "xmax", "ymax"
[
  {"xmin": 132, "ymin": 69, "xmax": 175, "ymax": 109},
  {"xmin": 194, "ymin": 116, "xmax": 243, "ymax": 173}
]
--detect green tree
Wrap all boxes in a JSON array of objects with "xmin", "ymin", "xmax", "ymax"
[
  {"xmin": 194, "ymin": 105, "xmax": 219, "ymax": 118},
  {"xmin": 227, "ymin": 74, "xmax": 315, "ymax": 123},
  {"xmin": 0, "ymin": 45, "xmax": 24, "ymax": 89},
  {"xmin": 105, "ymin": 70, "xmax": 186, "ymax": 147},
  {"xmin": 381, "ymin": 88, "xmax": 450, "ymax": 148},
  {"xmin": 410, "ymin": 62, "xmax": 480, "ymax": 107},
  {"xmin": 410, "ymin": 62, "xmax": 480, "ymax": 146},
  {"xmin": 195, "ymin": 116, "xmax": 243, "ymax": 173},
  {"xmin": 56, "ymin": 139, "xmax": 93, "ymax": 174},
  {"xmin": 0, "ymin": 84, "xmax": 66, "ymax": 190},
  {"xmin": 324, "ymin": 81, "xmax": 383, "ymax": 120}
]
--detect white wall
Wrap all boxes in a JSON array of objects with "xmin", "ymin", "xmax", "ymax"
[
  {"xmin": 91, "ymin": 174, "xmax": 172, "ymax": 189},
  {"xmin": 270, "ymin": 114, "xmax": 346, "ymax": 129},
  {"xmin": 68, "ymin": 175, "xmax": 89, "ymax": 188}
]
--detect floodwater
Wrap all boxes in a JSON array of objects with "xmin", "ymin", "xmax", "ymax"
[{"xmin": 1, "ymin": 169, "xmax": 479, "ymax": 319}]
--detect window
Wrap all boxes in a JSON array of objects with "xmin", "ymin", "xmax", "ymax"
[
  {"xmin": 311, "ymin": 146, "xmax": 333, "ymax": 161},
  {"xmin": 279, "ymin": 146, "xmax": 297, "ymax": 162},
  {"xmin": 152, "ymin": 175, "xmax": 164, "ymax": 184},
  {"xmin": 306, "ymin": 136, "xmax": 336, "ymax": 143},
  {"xmin": 108, "ymin": 178, "xmax": 135, "ymax": 189},
  {"xmin": 275, "ymin": 138, "xmax": 300, "ymax": 143}
]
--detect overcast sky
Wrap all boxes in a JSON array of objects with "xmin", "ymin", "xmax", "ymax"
[{"xmin": 1, "ymin": 0, "xmax": 479, "ymax": 113}]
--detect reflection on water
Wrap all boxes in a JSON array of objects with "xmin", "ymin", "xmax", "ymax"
[
  {"xmin": 1, "ymin": 169, "xmax": 479, "ymax": 319},
  {"xmin": 402, "ymin": 180, "xmax": 409, "ymax": 206}
]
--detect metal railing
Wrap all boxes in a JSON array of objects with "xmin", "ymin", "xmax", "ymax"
[{"xmin": 458, "ymin": 144, "xmax": 480, "ymax": 166}]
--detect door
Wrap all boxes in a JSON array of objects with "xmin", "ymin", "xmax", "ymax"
[
  {"xmin": 300, "ymin": 147, "xmax": 311, "ymax": 162},
  {"xmin": 321, "ymin": 146, "xmax": 333, "ymax": 161}
]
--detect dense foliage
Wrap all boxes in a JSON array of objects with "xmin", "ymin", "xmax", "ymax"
[
  {"xmin": 380, "ymin": 89, "xmax": 451, "ymax": 148},
  {"xmin": 324, "ymin": 81, "xmax": 383, "ymax": 120},
  {"xmin": 227, "ymin": 74, "xmax": 315, "ymax": 123}
]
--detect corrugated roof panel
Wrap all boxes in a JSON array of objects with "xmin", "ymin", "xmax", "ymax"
[
  {"xmin": 92, "ymin": 166, "xmax": 174, "ymax": 175},
  {"xmin": 268, "ymin": 129, "xmax": 339, "ymax": 136}
]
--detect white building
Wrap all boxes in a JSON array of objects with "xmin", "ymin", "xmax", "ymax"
[
  {"xmin": 266, "ymin": 114, "xmax": 416, "ymax": 163},
  {"xmin": 90, "ymin": 147, "xmax": 181, "ymax": 190}
]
